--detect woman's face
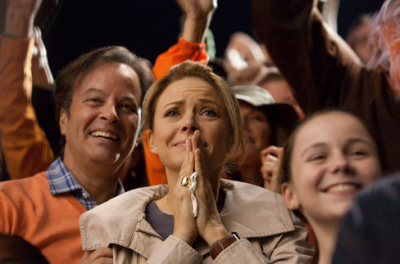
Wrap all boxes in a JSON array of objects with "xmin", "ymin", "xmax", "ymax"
[
  {"xmin": 231, "ymin": 101, "xmax": 271, "ymax": 167},
  {"xmin": 148, "ymin": 77, "xmax": 231, "ymax": 173},
  {"xmin": 283, "ymin": 112, "xmax": 381, "ymax": 224}
]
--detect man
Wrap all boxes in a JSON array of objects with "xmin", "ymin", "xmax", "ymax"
[{"xmin": 0, "ymin": 42, "xmax": 152, "ymax": 264}]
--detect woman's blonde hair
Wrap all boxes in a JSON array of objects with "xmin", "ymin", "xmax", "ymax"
[{"xmin": 142, "ymin": 60, "xmax": 244, "ymax": 166}]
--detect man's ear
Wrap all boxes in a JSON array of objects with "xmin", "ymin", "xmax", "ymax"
[
  {"xmin": 147, "ymin": 130, "xmax": 158, "ymax": 154},
  {"xmin": 281, "ymin": 182, "xmax": 300, "ymax": 210},
  {"xmin": 59, "ymin": 109, "xmax": 68, "ymax": 136}
]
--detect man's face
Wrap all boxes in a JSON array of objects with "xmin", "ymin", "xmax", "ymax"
[{"xmin": 59, "ymin": 62, "xmax": 142, "ymax": 171}]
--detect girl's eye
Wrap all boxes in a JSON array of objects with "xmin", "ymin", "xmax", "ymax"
[
  {"xmin": 349, "ymin": 150, "xmax": 367, "ymax": 157},
  {"xmin": 202, "ymin": 110, "xmax": 217, "ymax": 117},
  {"xmin": 309, "ymin": 154, "xmax": 326, "ymax": 162}
]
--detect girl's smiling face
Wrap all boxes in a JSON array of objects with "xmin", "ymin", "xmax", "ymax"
[{"xmin": 282, "ymin": 111, "xmax": 381, "ymax": 224}]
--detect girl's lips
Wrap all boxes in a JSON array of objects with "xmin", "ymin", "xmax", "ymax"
[{"xmin": 323, "ymin": 183, "xmax": 361, "ymax": 195}]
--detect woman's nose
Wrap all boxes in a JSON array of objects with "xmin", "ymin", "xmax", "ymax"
[{"xmin": 181, "ymin": 113, "xmax": 198, "ymax": 133}]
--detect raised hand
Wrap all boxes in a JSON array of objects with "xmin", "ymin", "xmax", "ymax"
[
  {"xmin": 261, "ymin": 146, "xmax": 283, "ymax": 193},
  {"xmin": 32, "ymin": 27, "xmax": 54, "ymax": 90},
  {"xmin": 5, "ymin": 0, "xmax": 43, "ymax": 37},
  {"xmin": 177, "ymin": 0, "xmax": 217, "ymax": 21},
  {"xmin": 177, "ymin": 0, "xmax": 218, "ymax": 43}
]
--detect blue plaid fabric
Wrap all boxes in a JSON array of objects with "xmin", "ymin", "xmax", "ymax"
[{"xmin": 46, "ymin": 158, "xmax": 124, "ymax": 210}]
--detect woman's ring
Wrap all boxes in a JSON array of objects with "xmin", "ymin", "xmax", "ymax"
[{"xmin": 181, "ymin": 177, "xmax": 191, "ymax": 187}]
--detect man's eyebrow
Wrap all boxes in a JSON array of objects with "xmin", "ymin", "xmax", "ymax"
[{"xmin": 82, "ymin": 88, "xmax": 107, "ymax": 95}]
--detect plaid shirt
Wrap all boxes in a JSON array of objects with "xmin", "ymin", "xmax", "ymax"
[{"xmin": 46, "ymin": 158, "xmax": 124, "ymax": 210}]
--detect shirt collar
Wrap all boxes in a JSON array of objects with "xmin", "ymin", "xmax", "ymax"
[{"xmin": 46, "ymin": 158, "xmax": 124, "ymax": 210}]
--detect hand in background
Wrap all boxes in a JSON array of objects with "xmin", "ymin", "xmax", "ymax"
[
  {"xmin": 177, "ymin": 0, "xmax": 217, "ymax": 43},
  {"xmin": 261, "ymin": 146, "xmax": 283, "ymax": 193},
  {"xmin": 5, "ymin": 0, "xmax": 43, "ymax": 37},
  {"xmin": 32, "ymin": 27, "xmax": 54, "ymax": 90}
]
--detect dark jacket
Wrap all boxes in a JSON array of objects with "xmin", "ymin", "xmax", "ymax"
[{"xmin": 253, "ymin": 0, "xmax": 400, "ymax": 173}]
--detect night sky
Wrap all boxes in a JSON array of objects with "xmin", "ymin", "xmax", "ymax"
[{"xmin": 1, "ymin": 0, "xmax": 385, "ymax": 75}]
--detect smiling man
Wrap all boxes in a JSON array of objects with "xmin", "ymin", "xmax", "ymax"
[{"xmin": 0, "ymin": 45, "xmax": 153, "ymax": 264}]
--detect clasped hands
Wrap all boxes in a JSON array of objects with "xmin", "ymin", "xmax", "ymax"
[{"xmin": 171, "ymin": 130, "xmax": 230, "ymax": 247}]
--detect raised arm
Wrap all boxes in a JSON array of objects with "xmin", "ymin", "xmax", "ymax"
[
  {"xmin": 252, "ymin": 0, "xmax": 364, "ymax": 114},
  {"xmin": 0, "ymin": 0, "xmax": 53, "ymax": 180},
  {"xmin": 152, "ymin": 0, "xmax": 216, "ymax": 80}
]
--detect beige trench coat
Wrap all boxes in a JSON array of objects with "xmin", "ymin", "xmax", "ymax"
[{"xmin": 80, "ymin": 180, "xmax": 314, "ymax": 263}]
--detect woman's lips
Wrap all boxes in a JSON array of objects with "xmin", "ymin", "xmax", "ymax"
[{"xmin": 174, "ymin": 140, "xmax": 187, "ymax": 147}]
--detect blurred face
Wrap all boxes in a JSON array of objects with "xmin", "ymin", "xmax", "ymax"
[
  {"xmin": 351, "ymin": 23, "xmax": 373, "ymax": 64},
  {"xmin": 283, "ymin": 112, "xmax": 381, "ymax": 225},
  {"xmin": 231, "ymin": 101, "xmax": 271, "ymax": 168},
  {"xmin": 149, "ymin": 77, "xmax": 231, "ymax": 173},
  {"xmin": 60, "ymin": 62, "xmax": 141, "ymax": 170},
  {"xmin": 260, "ymin": 80, "xmax": 305, "ymax": 119}
]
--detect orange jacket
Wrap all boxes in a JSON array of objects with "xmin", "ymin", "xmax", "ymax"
[{"xmin": 0, "ymin": 36, "xmax": 54, "ymax": 180}]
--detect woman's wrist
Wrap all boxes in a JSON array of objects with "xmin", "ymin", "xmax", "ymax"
[{"xmin": 201, "ymin": 225, "xmax": 230, "ymax": 247}]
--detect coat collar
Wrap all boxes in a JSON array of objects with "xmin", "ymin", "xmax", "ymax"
[{"xmin": 80, "ymin": 180, "xmax": 294, "ymax": 258}]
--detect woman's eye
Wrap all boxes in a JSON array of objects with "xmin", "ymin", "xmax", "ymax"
[
  {"xmin": 202, "ymin": 110, "xmax": 217, "ymax": 117},
  {"xmin": 165, "ymin": 110, "xmax": 178, "ymax": 117}
]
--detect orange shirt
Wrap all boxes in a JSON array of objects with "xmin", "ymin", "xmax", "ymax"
[
  {"xmin": 145, "ymin": 37, "xmax": 208, "ymax": 186},
  {"xmin": 0, "ymin": 172, "xmax": 86, "ymax": 264}
]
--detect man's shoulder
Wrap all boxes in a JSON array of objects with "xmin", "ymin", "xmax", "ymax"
[{"xmin": 0, "ymin": 171, "xmax": 48, "ymax": 195}]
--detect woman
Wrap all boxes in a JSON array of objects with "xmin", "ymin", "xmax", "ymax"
[
  {"xmin": 229, "ymin": 85, "xmax": 299, "ymax": 191},
  {"xmin": 79, "ymin": 61, "xmax": 313, "ymax": 263},
  {"xmin": 280, "ymin": 109, "xmax": 382, "ymax": 264}
]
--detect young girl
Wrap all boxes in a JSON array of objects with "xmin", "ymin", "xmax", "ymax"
[{"xmin": 280, "ymin": 109, "xmax": 382, "ymax": 264}]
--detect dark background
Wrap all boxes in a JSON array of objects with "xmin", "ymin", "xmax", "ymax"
[{"xmin": 1, "ymin": 0, "xmax": 385, "ymax": 76}]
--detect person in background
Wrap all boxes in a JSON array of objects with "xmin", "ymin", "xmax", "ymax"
[
  {"xmin": 332, "ymin": 171, "xmax": 400, "ymax": 264},
  {"xmin": 257, "ymin": 68, "xmax": 305, "ymax": 119},
  {"xmin": 280, "ymin": 109, "xmax": 382, "ymax": 264},
  {"xmin": 79, "ymin": 61, "xmax": 314, "ymax": 263},
  {"xmin": 0, "ymin": 234, "xmax": 49, "ymax": 264},
  {"xmin": 229, "ymin": 85, "xmax": 299, "ymax": 192},
  {"xmin": 253, "ymin": 0, "xmax": 400, "ymax": 173},
  {"xmin": 0, "ymin": 0, "xmax": 54, "ymax": 181},
  {"xmin": 345, "ymin": 14, "xmax": 373, "ymax": 65}
]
